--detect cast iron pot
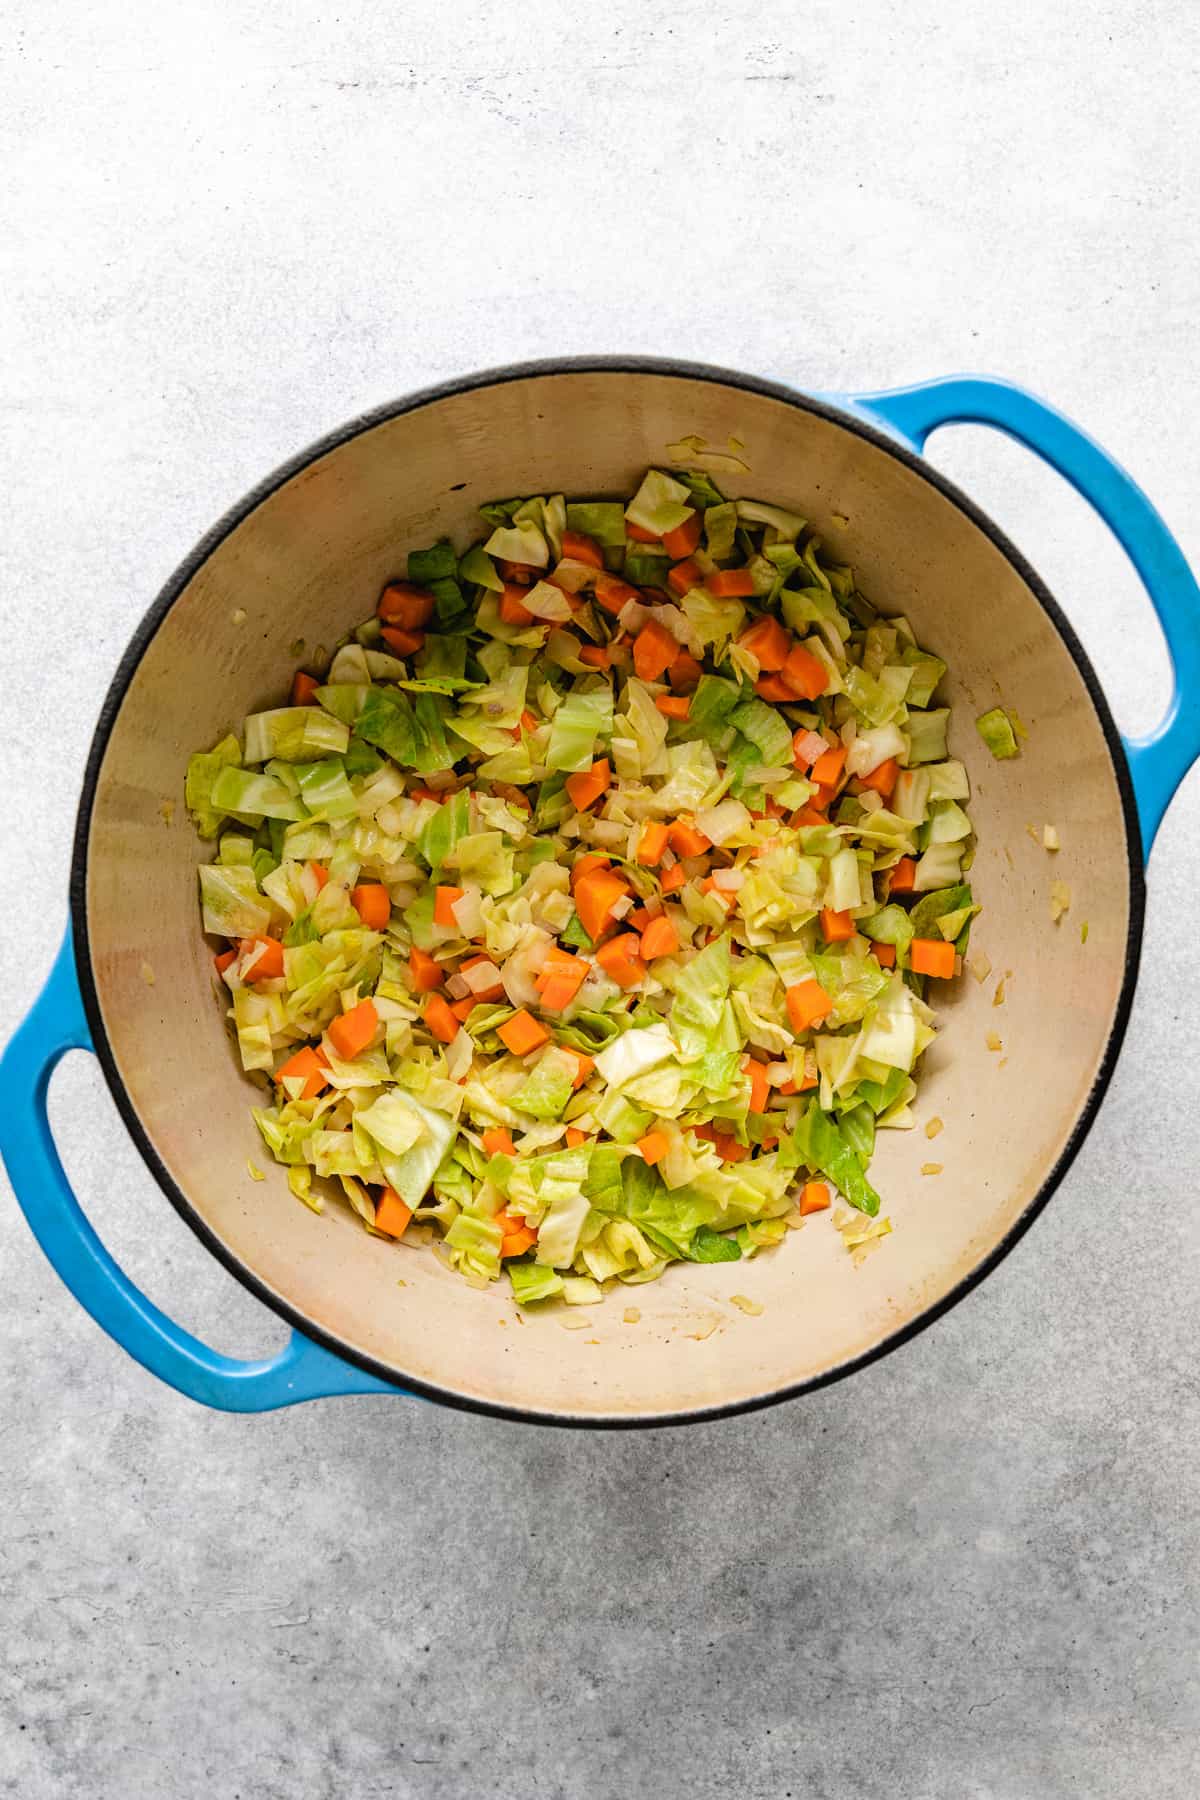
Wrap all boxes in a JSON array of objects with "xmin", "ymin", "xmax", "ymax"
[{"xmin": 3, "ymin": 360, "xmax": 1198, "ymax": 1426}]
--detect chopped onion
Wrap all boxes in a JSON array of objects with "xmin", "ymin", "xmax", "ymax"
[
  {"xmin": 617, "ymin": 598, "xmax": 654, "ymax": 636},
  {"xmin": 444, "ymin": 1029, "xmax": 473, "ymax": 1081},
  {"xmin": 793, "ymin": 729, "xmax": 828, "ymax": 768},
  {"xmin": 450, "ymin": 885, "xmax": 484, "ymax": 938},
  {"xmin": 463, "ymin": 958, "xmax": 502, "ymax": 994}
]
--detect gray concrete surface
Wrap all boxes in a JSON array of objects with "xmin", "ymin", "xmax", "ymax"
[{"xmin": 3, "ymin": 2, "xmax": 1200, "ymax": 1795}]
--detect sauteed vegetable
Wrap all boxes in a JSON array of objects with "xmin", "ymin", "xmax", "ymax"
[{"xmin": 188, "ymin": 467, "xmax": 977, "ymax": 1304}]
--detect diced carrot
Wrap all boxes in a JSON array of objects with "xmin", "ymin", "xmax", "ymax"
[
  {"xmin": 499, "ymin": 584, "xmax": 535, "ymax": 625},
  {"xmin": 743, "ymin": 1056, "xmax": 770, "ymax": 1115},
  {"xmin": 707, "ymin": 568, "xmax": 756, "ymax": 598},
  {"xmin": 213, "ymin": 949, "xmax": 237, "ymax": 974},
  {"xmin": 662, "ymin": 512, "xmax": 702, "ymax": 560},
  {"xmin": 560, "ymin": 530, "xmax": 604, "ymax": 568},
  {"xmin": 655, "ymin": 694, "xmax": 691, "ymax": 719},
  {"xmin": 889, "ymin": 856, "xmax": 917, "ymax": 894},
  {"xmin": 669, "ymin": 649, "xmax": 703, "ymax": 691},
  {"xmin": 424, "ymin": 993, "xmax": 460, "ymax": 1043},
  {"xmin": 500, "ymin": 1225, "xmax": 539, "ymax": 1259},
  {"xmin": 595, "ymin": 934, "xmax": 646, "ymax": 989},
  {"xmin": 640, "ymin": 916, "xmax": 680, "ymax": 960},
  {"xmin": 810, "ymin": 745, "xmax": 847, "ymax": 786},
  {"xmin": 571, "ymin": 852, "xmax": 611, "ymax": 887},
  {"xmin": 910, "ymin": 937, "xmax": 957, "ymax": 978},
  {"xmin": 328, "ymin": 997, "xmax": 379, "ymax": 1060},
  {"xmin": 578, "ymin": 644, "xmax": 611, "ymax": 668},
  {"xmin": 351, "ymin": 884, "xmax": 391, "ymax": 929},
  {"xmin": 780, "ymin": 643, "xmax": 828, "ymax": 700},
  {"xmin": 574, "ymin": 868, "xmax": 628, "ymax": 939},
  {"xmin": 820, "ymin": 907, "xmax": 856, "ymax": 943},
  {"xmin": 871, "ymin": 941, "xmax": 897, "ymax": 968},
  {"xmin": 786, "ymin": 980, "xmax": 834, "ymax": 1032},
  {"xmin": 274, "ymin": 1045, "xmax": 330, "ymax": 1101},
  {"xmin": 633, "ymin": 618, "xmax": 681, "ymax": 682},
  {"xmin": 799, "ymin": 1070, "xmax": 819, "ymax": 1092},
  {"xmin": 307, "ymin": 860, "xmax": 330, "ymax": 891},
  {"xmin": 792, "ymin": 805, "xmax": 828, "ymax": 829},
  {"xmin": 519, "ymin": 709, "xmax": 538, "ymax": 734},
  {"xmin": 799, "ymin": 1180, "xmax": 831, "ymax": 1216},
  {"xmin": 637, "ymin": 1129, "xmax": 670, "ymax": 1166},
  {"xmin": 669, "ymin": 819, "xmax": 711, "ymax": 857},
  {"xmin": 482, "ymin": 1128, "xmax": 517, "ymax": 1158},
  {"xmin": 626, "ymin": 907, "xmax": 652, "ymax": 933},
  {"xmin": 738, "ymin": 615, "xmax": 791, "ymax": 672},
  {"xmin": 624, "ymin": 518, "xmax": 661, "ymax": 544},
  {"xmin": 375, "ymin": 1186, "xmax": 413, "ymax": 1238},
  {"xmin": 756, "ymin": 676, "xmax": 799, "ymax": 703},
  {"xmin": 378, "ymin": 582, "xmax": 435, "ymax": 629},
  {"xmin": 594, "ymin": 573, "xmax": 640, "ymax": 615},
  {"xmin": 380, "ymin": 626, "xmax": 425, "ymax": 657},
  {"xmin": 538, "ymin": 974, "xmax": 582, "ymax": 1012},
  {"xmin": 700, "ymin": 875, "xmax": 736, "ymax": 913},
  {"xmin": 461, "ymin": 953, "xmax": 505, "ymax": 1002},
  {"xmin": 239, "ymin": 935, "xmax": 284, "ymax": 981},
  {"xmin": 409, "ymin": 786, "xmax": 440, "ymax": 803},
  {"xmin": 666, "ymin": 557, "xmax": 704, "ymax": 597},
  {"xmin": 450, "ymin": 997, "xmax": 477, "ymax": 1022},
  {"xmin": 534, "ymin": 948, "xmax": 588, "ymax": 994},
  {"xmin": 565, "ymin": 1127, "xmax": 588, "ymax": 1147},
  {"xmin": 291, "ymin": 670, "xmax": 319, "ymax": 706},
  {"xmin": 565, "ymin": 758, "xmax": 611, "ymax": 813},
  {"xmin": 564, "ymin": 1050, "xmax": 594, "ymax": 1089},
  {"xmin": 694, "ymin": 1120, "xmax": 753, "ymax": 1162},
  {"xmin": 637, "ymin": 821, "xmax": 671, "ymax": 866},
  {"xmin": 533, "ymin": 948, "xmax": 579, "ymax": 983},
  {"xmin": 434, "ymin": 885, "xmax": 465, "ymax": 928},
  {"xmin": 860, "ymin": 756, "xmax": 899, "ymax": 798},
  {"xmin": 498, "ymin": 1009, "xmax": 550, "ymax": 1056},
  {"xmin": 409, "ymin": 946, "xmax": 443, "ymax": 992}
]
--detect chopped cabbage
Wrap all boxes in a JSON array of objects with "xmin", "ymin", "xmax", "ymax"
[{"xmin": 190, "ymin": 462, "xmax": 980, "ymax": 1303}]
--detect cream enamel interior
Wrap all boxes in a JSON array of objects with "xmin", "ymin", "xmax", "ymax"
[{"xmin": 79, "ymin": 369, "xmax": 1134, "ymax": 1422}]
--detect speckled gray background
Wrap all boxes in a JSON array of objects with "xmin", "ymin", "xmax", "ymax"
[{"xmin": 3, "ymin": 3, "xmax": 1200, "ymax": 1796}]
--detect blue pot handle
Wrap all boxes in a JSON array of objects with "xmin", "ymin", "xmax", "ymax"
[
  {"xmin": 0, "ymin": 934, "xmax": 405, "ymax": 1410},
  {"xmin": 848, "ymin": 376, "xmax": 1200, "ymax": 859}
]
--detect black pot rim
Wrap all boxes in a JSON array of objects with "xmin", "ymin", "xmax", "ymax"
[{"xmin": 69, "ymin": 355, "xmax": 1145, "ymax": 1429}]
